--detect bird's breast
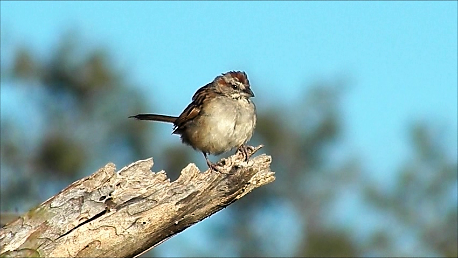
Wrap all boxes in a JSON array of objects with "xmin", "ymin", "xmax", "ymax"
[{"xmin": 181, "ymin": 96, "xmax": 256, "ymax": 155}]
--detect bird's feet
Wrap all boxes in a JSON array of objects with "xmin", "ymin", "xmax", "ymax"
[
  {"xmin": 203, "ymin": 145, "xmax": 263, "ymax": 173},
  {"xmin": 236, "ymin": 144, "xmax": 263, "ymax": 161},
  {"xmin": 206, "ymin": 158, "xmax": 224, "ymax": 172},
  {"xmin": 203, "ymin": 152, "xmax": 226, "ymax": 172}
]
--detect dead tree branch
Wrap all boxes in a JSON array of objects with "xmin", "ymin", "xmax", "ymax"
[{"xmin": 0, "ymin": 145, "xmax": 274, "ymax": 257}]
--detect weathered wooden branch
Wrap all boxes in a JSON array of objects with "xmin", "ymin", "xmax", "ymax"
[{"xmin": 0, "ymin": 145, "xmax": 274, "ymax": 257}]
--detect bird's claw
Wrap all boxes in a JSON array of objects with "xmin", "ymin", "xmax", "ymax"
[{"xmin": 236, "ymin": 144, "xmax": 263, "ymax": 161}]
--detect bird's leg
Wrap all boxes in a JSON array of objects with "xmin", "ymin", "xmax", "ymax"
[
  {"xmin": 237, "ymin": 144, "xmax": 250, "ymax": 161},
  {"xmin": 203, "ymin": 152, "xmax": 221, "ymax": 171},
  {"xmin": 237, "ymin": 144, "xmax": 263, "ymax": 161}
]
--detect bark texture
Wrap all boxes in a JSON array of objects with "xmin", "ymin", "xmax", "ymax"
[{"xmin": 0, "ymin": 146, "xmax": 274, "ymax": 257}]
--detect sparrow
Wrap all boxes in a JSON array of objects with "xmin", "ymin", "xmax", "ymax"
[{"xmin": 129, "ymin": 71, "xmax": 256, "ymax": 170}]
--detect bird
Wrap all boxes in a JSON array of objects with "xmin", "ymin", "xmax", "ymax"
[{"xmin": 129, "ymin": 71, "xmax": 257, "ymax": 170}]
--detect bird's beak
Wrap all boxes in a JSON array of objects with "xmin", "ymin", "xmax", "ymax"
[{"xmin": 245, "ymin": 87, "xmax": 255, "ymax": 97}]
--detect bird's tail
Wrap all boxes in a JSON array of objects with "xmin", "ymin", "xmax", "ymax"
[{"xmin": 129, "ymin": 114, "xmax": 177, "ymax": 123}]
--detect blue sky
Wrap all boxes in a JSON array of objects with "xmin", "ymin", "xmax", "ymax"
[{"xmin": 1, "ymin": 1, "xmax": 457, "ymax": 256}]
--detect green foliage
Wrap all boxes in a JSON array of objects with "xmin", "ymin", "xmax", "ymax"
[
  {"xmin": 364, "ymin": 121, "xmax": 457, "ymax": 256},
  {"xmin": 35, "ymin": 133, "xmax": 85, "ymax": 178}
]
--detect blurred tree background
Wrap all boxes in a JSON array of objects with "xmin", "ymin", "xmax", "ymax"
[{"xmin": 1, "ymin": 33, "xmax": 456, "ymax": 257}]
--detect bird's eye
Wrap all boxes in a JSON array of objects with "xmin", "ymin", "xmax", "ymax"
[{"xmin": 231, "ymin": 84, "xmax": 238, "ymax": 90}]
